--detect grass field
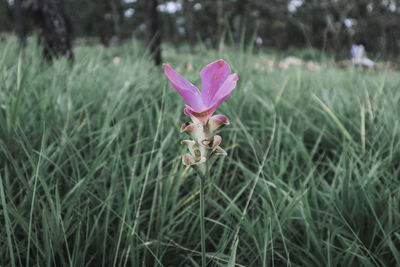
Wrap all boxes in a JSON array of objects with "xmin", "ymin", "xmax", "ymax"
[{"xmin": 1, "ymin": 35, "xmax": 399, "ymax": 267}]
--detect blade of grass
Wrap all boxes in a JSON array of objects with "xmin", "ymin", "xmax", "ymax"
[
  {"xmin": 312, "ymin": 94, "xmax": 354, "ymax": 143},
  {"xmin": 0, "ymin": 173, "xmax": 16, "ymax": 267}
]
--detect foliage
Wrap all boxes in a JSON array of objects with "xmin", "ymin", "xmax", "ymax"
[
  {"xmin": 0, "ymin": 36, "xmax": 400, "ymax": 266},
  {"xmin": 2, "ymin": 0, "xmax": 400, "ymax": 57}
]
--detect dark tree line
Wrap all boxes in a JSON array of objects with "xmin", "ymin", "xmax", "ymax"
[
  {"xmin": 29, "ymin": 0, "xmax": 73, "ymax": 60},
  {"xmin": 2, "ymin": 0, "xmax": 400, "ymax": 62}
]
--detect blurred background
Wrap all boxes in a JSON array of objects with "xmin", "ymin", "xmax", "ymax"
[{"xmin": 1, "ymin": 0, "xmax": 400, "ymax": 63}]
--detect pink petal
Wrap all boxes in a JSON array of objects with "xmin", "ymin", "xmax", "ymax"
[
  {"xmin": 213, "ymin": 135, "xmax": 222, "ymax": 147},
  {"xmin": 180, "ymin": 122, "xmax": 193, "ymax": 133},
  {"xmin": 182, "ymin": 154, "xmax": 196, "ymax": 166},
  {"xmin": 163, "ymin": 64, "xmax": 204, "ymax": 111},
  {"xmin": 211, "ymin": 114, "xmax": 230, "ymax": 125},
  {"xmin": 207, "ymin": 114, "xmax": 230, "ymax": 133},
  {"xmin": 210, "ymin": 73, "xmax": 238, "ymax": 110},
  {"xmin": 200, "ymin": 59, "xmax": 231, "ymax": 106},
  {"xmin": 184, "ymin": 105, "xmax": 214, "ymax": 126},
  {"xmin": 212, "ymin": 146, "xmax": 227, "ymax": 156},
  {"xmin": 201, "ymin": 135, "xmax": 222, "ymax": 149},
  {"xmin": 182, "ymin": 154, "xmax": 206, "ymax": 166}
]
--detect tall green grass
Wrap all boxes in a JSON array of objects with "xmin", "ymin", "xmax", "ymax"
[{"xmin": 1, "ymin": 35, "xmax": 399, "ymax": 266}]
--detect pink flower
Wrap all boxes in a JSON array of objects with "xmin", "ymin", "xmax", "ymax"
[
  {"xmin": 163, "ymin": 59, "xmax": 238, "ymax": 125},
  {"xmin": 113, "ymin": 56, "xmax": 120, "ymax": 65}
]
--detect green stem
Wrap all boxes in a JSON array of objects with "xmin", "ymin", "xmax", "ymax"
[{"xmin": 199, "ymin": 171, "xmax": 206, "ymax": 267}]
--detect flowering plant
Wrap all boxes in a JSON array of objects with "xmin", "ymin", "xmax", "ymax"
[
  {"xmin": 164, "ymin": 59, "xmax": 237, "ymax": 266},
  {"xmin": 163, "ymin": 59, "xmax": 238, "ymax": 176}
]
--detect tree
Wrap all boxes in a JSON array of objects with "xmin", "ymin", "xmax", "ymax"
[
  {"xmin": 29, "ymin": 0, "xmax": 73, "ymax": 60},
  {"xmin": 183, "ymin": 0, "xmax": 195, "ymax": 48},
  {"xmin": 146, "ymin": 0, "xmax": 161, "ymax": 65},
  {"xmin": 14, "ymin": 0, "xmax": 25, "ymax": 46}
]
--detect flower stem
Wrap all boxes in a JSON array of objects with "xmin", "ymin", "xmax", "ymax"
[{"xmin": 199, "ymin": 171, "xmax": 206, "ymax": 267}]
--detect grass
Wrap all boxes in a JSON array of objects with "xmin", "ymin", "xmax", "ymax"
[{"xmin": 0, "ymin": 35, "xmax": 399, "ymax": 266}]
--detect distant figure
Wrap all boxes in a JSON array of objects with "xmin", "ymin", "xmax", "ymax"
[{"xmin": 351, "ymin": 44, "xmax": 374, "ymax": 69}]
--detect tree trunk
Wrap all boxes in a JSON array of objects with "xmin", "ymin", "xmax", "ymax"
[
  {"xmin": 29, "ymin": 0, "xmax": 73, "ymax": 60},
  {"xmin": 146, "ymin": 0, "xmax": 161, "ymax": 65},
  {"xmin": 111, "ymin": 1, "xmax": 121, "ymax": 46},
  {"xmin": 216, "ymin": 0, "xmax": 223, "ymax": 47},
  {"xmin": 14, "ymin": 0, "xmax": 25, "ymax": 46},
  {"xmin": 183, "ymin": 0, "xmax": 195, "ymax": 49}
]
